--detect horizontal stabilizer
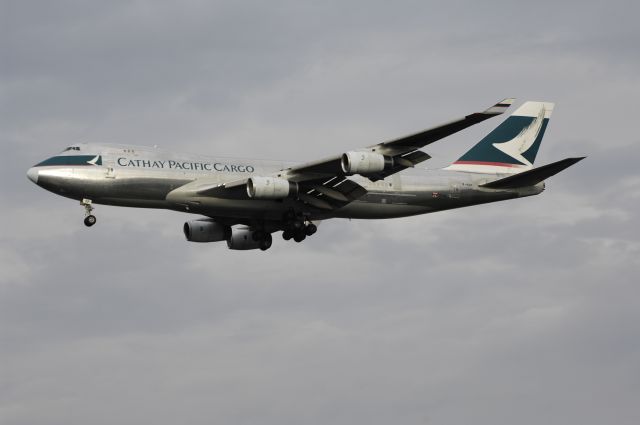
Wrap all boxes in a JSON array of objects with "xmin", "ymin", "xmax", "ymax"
[{"xmin": 481, "ymin": 157, "xmax": 585, "ymax": 189}]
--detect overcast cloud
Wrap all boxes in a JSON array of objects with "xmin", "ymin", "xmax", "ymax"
[{"xmin": 1, "ymin": 1, "xmax": 639, "ymax": 424}]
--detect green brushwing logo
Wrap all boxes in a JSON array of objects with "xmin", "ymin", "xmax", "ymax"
[{"xmin": 86, "ymin": 155, "xmax": 102, "ymax": 165}]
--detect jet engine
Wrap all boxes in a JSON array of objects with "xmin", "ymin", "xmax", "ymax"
[
  {"xmin": 226, "ymin": 228, "xmax": 263, "ymax": 250},
  {"xmin": 183, "ymin": 220, "xmax": 230, "ymax": 242},
  {"xmin": 341, "ymin": 151, "xmax": 393, "ymax": 175},
  {"xmin": 246, "ymin": 176, "xmax": 298, "ymax": 199}
]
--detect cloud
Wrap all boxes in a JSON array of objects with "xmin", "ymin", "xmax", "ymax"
[{"xmin": 1, "ymin": 1, "xmax": 639, "ymax": 424}]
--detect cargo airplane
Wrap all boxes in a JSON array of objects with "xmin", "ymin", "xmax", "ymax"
[{"xmin": 26, "ymin": 99, "xmax": 584, "ymax": 251}]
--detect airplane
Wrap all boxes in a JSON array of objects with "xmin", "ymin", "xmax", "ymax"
[{"xmin": 26, "ymin": 99, "xmax": 585, "ymax": 251}]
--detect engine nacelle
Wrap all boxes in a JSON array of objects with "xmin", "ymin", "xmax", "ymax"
[
  {"xmin": 341, "ymin": 151, "xmax": 393, "ymax": 175},
  {"xmin": 246, "ymin": 176, "xmax": 297, "ymax": 199},
  {"xmin": 226, "ymin": 228, "xmax": 262, "ymax": 250},
  {"xmin": 183, "ymin": 220, "xmax": 230, "ymax": 242}
]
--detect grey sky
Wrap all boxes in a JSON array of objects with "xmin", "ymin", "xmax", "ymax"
[{"xmin": 1, "ymin": 1, "xmax": 639, "ymax": 424}]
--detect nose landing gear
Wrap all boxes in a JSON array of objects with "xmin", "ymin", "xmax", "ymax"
[{"xmin": 81, "ymin": 198, "xmax": 97, "ymax": 227}]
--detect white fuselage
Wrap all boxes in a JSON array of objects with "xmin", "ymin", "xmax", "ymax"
[{"xmin": 28, "ymin": 143, "xmax": 544, "ymax": 222}]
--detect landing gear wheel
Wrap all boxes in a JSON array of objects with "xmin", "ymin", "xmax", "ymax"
[
  {"xmin": 282, "ymin": 230, "xmax": 293, "ymax": 241},
  {"xmin": 293, "ymin": 230, "xmax": 306, "ymax": 243},
  {"xmin": 305, "ymin": 223, "xmax": 317, "ymax": 236},
  {"xmin": 259, "ymin": 233, "xmax": 273, "ymax": 251},
  {"xmin": 84, "ymin": 215, "xmax": 97, "ymax": 227}
]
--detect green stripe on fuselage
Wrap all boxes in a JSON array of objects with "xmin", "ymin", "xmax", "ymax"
[{"xmin": 36, "ymin": 155, "xmax": 102, "ymax": 167}]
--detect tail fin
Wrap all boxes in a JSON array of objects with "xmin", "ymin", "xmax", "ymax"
[{"xmin": 445, "ymin": 101, "xmax": 554, "ymax": 174}]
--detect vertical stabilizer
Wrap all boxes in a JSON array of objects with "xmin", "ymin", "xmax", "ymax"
[{"xmin": 445, "ymin": 101, "xmax": 554, "ymax": 174}]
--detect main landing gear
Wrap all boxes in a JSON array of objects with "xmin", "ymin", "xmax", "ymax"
[
  {"xmin": 281, "ymin": 211, "xmax": 317, "ymax": 243},
  {"xmin": 251, "ymin": 230, "xmax": 273, "ymax": 251},
  {"xmin": 81, "ymin": 198, "xmax": 97, "ymax": 227}
]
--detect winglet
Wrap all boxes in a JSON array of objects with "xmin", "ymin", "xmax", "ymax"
[{"xmin": 482, "ymin": 98, "xmax": 516, "ymax": 116}]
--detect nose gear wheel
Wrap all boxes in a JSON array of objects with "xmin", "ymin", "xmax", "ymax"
[{"xmin": 81, "ymin": 199, "xmax": 96, "ymax": 227}]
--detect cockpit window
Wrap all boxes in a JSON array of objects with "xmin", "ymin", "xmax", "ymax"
[{"xmin": 62, "ymin": 146, "xmax": 81, "ymax": 152}]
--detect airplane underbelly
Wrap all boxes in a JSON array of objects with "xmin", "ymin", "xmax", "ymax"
[
  {"xmin": 165, "ymin": 194, "xmax": 295, "ymax": 220},
  {"xmin": 335, "ymin": 201, "xmax": 432, "ymax": 219}
]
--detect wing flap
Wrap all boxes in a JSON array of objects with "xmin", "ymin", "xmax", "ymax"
[
  {"xmin": 310, "ymin": 184, "xmax": 350, "ymax": 202},
  {"xmin": 300, "ymin": 177, "xmax": 368, "ymax": 210},
  {"xmin": 298, "ymin": 193, "xmax": 334, "ymax": 210}
]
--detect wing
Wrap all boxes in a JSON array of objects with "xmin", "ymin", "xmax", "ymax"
[
  {"xmin": 169, "ymin": 174, "xmax": 367, "ymax": 211},
  {"xmin": 169, "ymin": 99, "xmax": 514, "ymax": 212},
  {"xmin": 285, "ymin": 98, "xmax": 515, "ymax": 182}
]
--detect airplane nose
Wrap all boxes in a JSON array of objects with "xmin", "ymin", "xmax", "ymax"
[{"xmin": 27, "ymin": 167, "xmax": 39, "ymax": 184}]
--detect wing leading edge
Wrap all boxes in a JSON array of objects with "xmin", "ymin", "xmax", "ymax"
[
  {"xmin": 285, "ymin": 98, "xmax": 515, "ymax": 182},
  {"xmin": 171, "ymin": 98, "xmax": 515, "ymax": 211}
]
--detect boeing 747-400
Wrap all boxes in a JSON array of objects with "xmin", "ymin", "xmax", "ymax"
[{"xmin": 26, "ymin": 99, "xmax": 584, "ymax": 251}]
